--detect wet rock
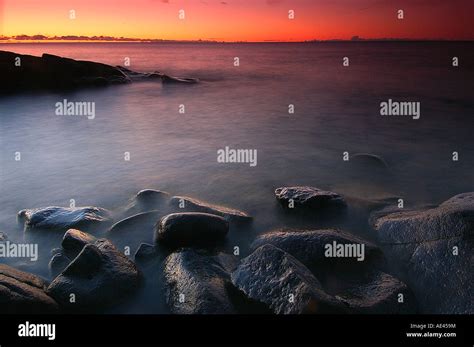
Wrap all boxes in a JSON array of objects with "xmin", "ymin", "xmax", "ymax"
[
  {"xmin": 134, "ymin": 243, "xmax": 159, "ymax": 263},
  {"xmin": 47, "ymin": 239, "xmax": 142, "ymax": 310},
  {"xmin": 372, "ymin": 192, "xmax": 474, "ymax": 313},
  {"xmin": 108, "ymin": 210, "xmax": 162, "ymax": 233},
  {"xmin": 18, "ymin": 206, "xmax": 112, "ymax": 231},
  {"xmin": 164, "ymin": 249, "xmax": 238, "ymax": 314},
  {"xmin": 0, "ymin": 232, "xmax": 7, "ymax": 241},
  {"xmin": 231, "ymin": 245, "xmax": 348, "ymax": 314},
  {"xmin": 155, "ymin": 212, "xmax": 229, "ymax": 250},
  {"xmin": 335, "ymin": 271, "xmax": 415, "ymax": 314},
  {"xmin": 48, "ymin": 251, "xmax": 71, "ymax": 278},
  {"xmin": 275, "ymin": 186, "xmax": 346, "ymax": 213},
  {"xmin": 61, "ymin": 229, "xmax": 96, "ymax": 258},
  {"xmin": 0, "ymin": 264, "xmax": 59, "ymax": 313},
  {"xmin": 251, "ymin": 229, "xmax": 384, "ymax": 273},
  {"xmin": 169, "ymin": 196, "xmax": 251, "ymax": 222},
  {"xmin": 124, "ymin": 189, "xmax": 170, "ymax": 215}
]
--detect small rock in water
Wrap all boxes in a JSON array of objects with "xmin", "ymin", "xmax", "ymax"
[
  {"xmin": 61, "ymin": 229, "xmax": 97, "ymax": 258},
  {"xmin": 0, "ymin": 264, "xmax": 59, "ymax": 313},
  {"xmin": 124, "ymin": 189, "xmax": 170, "ymax": 215},
  {"xmin": 0, "ymin": 232, "xmax": 7, "ymax": 241},
  {"xmin": 231, "ymin": 245, "xmax": 348, "ymax": 314},
  {"xmin": 372, "ymin": 192, "xmax": 474, "ymax": 313},
  {"xmin": 169, "ymin": 196, "xmax": 251, "ymax": 223},
  {"xmin": 164, "ymin": 249, "xmax": 238, "ymax": 314},
  {"xmin": 18, "ymin": 206, "xmax": 112, "ymax": 231},
  {"xmin": 108, "ymin": 210, "xmax": 162, "ymax": 233},
  {"xmin": 47, "ymin": 239, "xmax": 142, "ymax": 310},
  {"xmin": 161, "ymin": 74, "xmax": 199, "ymax": 84},
  {"xmin": 275, "ymin": 186, "xmax": 346, "ymax": 212},
  {"xmin": 351, "ymin": 153, "xmax": 388, "ymax": 170},
  {"xmin": 134, "ymin": 243, "xmax": 159, "ymax": 263},
  {"xmin": 155, "ymin": 212, "xmax": 229, "ymax": 250}
]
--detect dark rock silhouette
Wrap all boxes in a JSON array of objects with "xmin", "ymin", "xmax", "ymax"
[{"xmin": 0, "ymin": 50, "xmax": 199, "ymax": 93}]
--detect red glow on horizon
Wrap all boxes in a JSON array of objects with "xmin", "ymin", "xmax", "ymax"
[{"xmin": 1, "ymin": 0, "xmax": 473, "ymax": 42}]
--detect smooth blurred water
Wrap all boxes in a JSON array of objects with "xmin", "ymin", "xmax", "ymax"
[{"xmin": 0, "ymin": 42, "xmax": 473, "ymax": 313}]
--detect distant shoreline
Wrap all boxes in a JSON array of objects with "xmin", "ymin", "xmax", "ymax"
[{"xmin": 1, "ymin": 39, "xmax": 473, "ymax": 44}]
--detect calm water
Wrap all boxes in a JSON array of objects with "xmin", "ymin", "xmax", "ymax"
[{"xmin": 0, "ymin": 42, "xmax": 473, "ymax": 313}]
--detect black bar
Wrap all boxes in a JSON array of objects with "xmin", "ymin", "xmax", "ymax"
[{"xmin": 0, "ymin": 314, "xmax": 472, "ymax": 345}]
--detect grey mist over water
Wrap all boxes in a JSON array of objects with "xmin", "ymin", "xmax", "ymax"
[{"xmin": 0, "ymin": 42, "xmax": 473, "ymax": 313}]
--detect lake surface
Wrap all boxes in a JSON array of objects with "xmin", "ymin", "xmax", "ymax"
[{"xmin": 0, "ymin": 42, "xmax": 473, "ymax": 313}]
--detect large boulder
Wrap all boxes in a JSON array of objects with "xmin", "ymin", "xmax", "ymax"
[
  {"xmin": 18, "ymin": 206, "xmax": 112, "ymax": 232},
  {"xmin": 47, "ymin": 239, "xmax": 142, "ymax": 310},
  {"xmin": 155, "ymin": 212, "xmax": 229, "ymax": 250},
  {"xmin": 251, "ymin": 229, "xmax": 384, "ymax": 274},
  {"xmin": 169, "ymin": 196, "xmax": 251, "ymax": 223},
  {"xmin": 274, "ymin": 186, "xmax": 346, "ymax": 213},
  {"xmin": 48, "ymin": 251, "xmax": 71, "ymax": 278},
  {"xmin": 372, "ymin": 192, "xmax": 474, "ymax": 313},
  {"xmin": 164, "ymin": 249, "xmax": 238, "ymax": 314},
  {"xmin": 242, "ymin": 231, "xmax": 416, "ymax": 314},
  {"xmin": 231, "ymin": 245, "xmax": 348, "ymax": 314},
  {"xmin": 0, "ymin": 264, "xmax": 59, "ymax": 313}
]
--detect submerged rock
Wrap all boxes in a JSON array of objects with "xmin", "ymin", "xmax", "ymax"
[
  {"xmin": 169, "ymin": 196, "xmax": 251, "ymax": 222},
  {"xmin": 0, "ymin": 232, "xmax": 7, "ymax": 241},
  {"xmin": 0, "ymin": 264, "xmax": 59, "ymax": 313},
  {"xmin": 231, "ymin": 245, "xmax": 348, "ymax": 314},
  {"xmin": 351, "ymin": 153, "xmax": 388, "ymax": 170},
  {"xmin": 61, "ymin": 229, "xmax": 97, "ymax": 258},
  {"xmin": 161, "ymin": 74, "xmax": 199, "ymax": 84},
  {"xmin": 275, "ymin": 186, "xmax": 346, "ymax": 213},
  {"xmin": 108, "ymin": 210, "xmax": 162, "ymax": 233},
  {"xmin": 155, "ymin": 212, "xmax": 229, "ymax": 250},
  {"xmin": 18, "ymin": 206, "xmax": 112, "ymax": 231},
  {"xmin": 164, "ymin": 249, "xmax": 238, "ymax": 314},
  {"xmin": 134, "ymin": 243, "xmax": 159, "ymax": 263},
  {"xmin": 123, "ymin": 189, "xmax": 170, "ymax": 215},
  {"xmin": 372, "ymin": 192, "xmax": 474, "ymax": 313},
  {"xmin": 47, "ymin": 239, "xmax": 142, "ymax": 310}
]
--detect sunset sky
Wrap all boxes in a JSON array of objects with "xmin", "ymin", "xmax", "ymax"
[{"xmin": 0, "ymin": 0, "xmax": 473, "ymax": 42}]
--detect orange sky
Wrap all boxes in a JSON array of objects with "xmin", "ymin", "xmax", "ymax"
[{"xmin": 1, "ymin": 0, "xmax": 473, "ymax": 41}]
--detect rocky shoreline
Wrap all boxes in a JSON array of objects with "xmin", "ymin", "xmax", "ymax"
[
  {"xmin": 1, "ymin": 185, "xmax": 472, "ymax": 314},
  {"xmin": 0, "ymin": 50, "xmax": 199, "ymax": 93}
]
